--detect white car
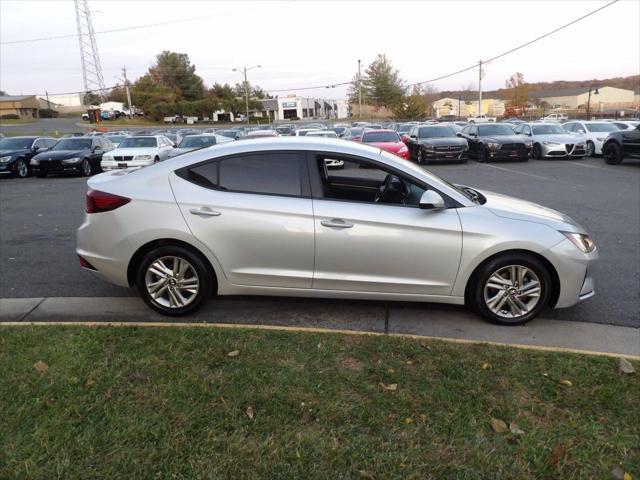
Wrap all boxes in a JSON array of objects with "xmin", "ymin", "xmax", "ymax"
[
  {"xmin": 101, "ymin": 135, "xmax": 174, "ymax": 171},
  {"xmin": 77, "ymin": 137, "xmax": 597, "ymax": 325},
  {"xmin": 304, "ymin": 131, "xmax": 338, "ymax": 139},
  {"xmin": 541, "ymin": 113, "xmax": 568, "ymax": 122},
  {"xmin": 606, "ymin": 120, "xmax": 640, "ymax": 131},
  {"xmin": 467, "ymin": 115, "xmax": 496, "ymax": 123},
  {"xmin": 167, "ymin": 134, "xmax": 233, "ymax": 158},
  {"xmin": 295, "ymin": 128, "xmax": 322, "ymax": 137},
  {"xmin": 562, "ymin": 121, "xmax": 620, "ymax": 156}
]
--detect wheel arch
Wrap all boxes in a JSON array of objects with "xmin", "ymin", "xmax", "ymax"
[
  {"xmin": 463, "ymin": 248, "xmax": 560, "ymax": 308},
  {"xmin": 127, "ymin": 238, "xmax": 218, "ymax": 293}
]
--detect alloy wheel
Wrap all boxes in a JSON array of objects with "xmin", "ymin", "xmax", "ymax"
[
  {"xmin": 82, "ymin": 159, "xmax": 92, "ymax": 176},
  {"xmin": 16, "ymin": 159, "xmax": 28, "ymax": 178},
  {"xmin": 418, "ymin": 149, "xmax": 423, "ymax": 164},
  {"xmin": 483, "ymin": 265, "xmax": 541, "ymax": 319},
  {"xmin": 144, "ymin": 256, "xmax": 200, "ymax": 309},
  {"xmin": 586, "ymin": 141, "xmax": 595, "ymax": 157}
]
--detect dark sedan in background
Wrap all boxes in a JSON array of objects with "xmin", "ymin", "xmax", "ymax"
[
  {"xmin": 30, "ymin": 136, "xmax": 114, "ymax": 177},
  {"xmin": 603, "ymin": 124, "xmax": 640, "ymax": 165},
  {"xmin": 0, "ymin": 136, "xmax": 57, "ymax": 178},
  {"xmin": 460, "ymin": 123, "xmax": 532, "ymax": 162},
  {"xmin": 405, "ymin": 125, "xmax": 468, "ymax": 164}
]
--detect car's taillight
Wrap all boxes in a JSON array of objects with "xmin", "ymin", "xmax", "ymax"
[{"xmin": 86, "ymin": 189, "xmax": 131, "ymax": 214}]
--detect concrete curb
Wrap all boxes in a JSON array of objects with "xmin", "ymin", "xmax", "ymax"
[{"xmin": 1, "ymin": 296, "xmax": 638, "ymax": 358}]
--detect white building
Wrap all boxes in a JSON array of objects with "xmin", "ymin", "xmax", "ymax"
[
  {"xmin": 42, "ymin": 93, "xmax": 84, "ymax": 108},
  {"xmin": 99, "ymin": 101, "xmax": 125, "ymax": 112},
  {"xmin": 259, "ymin": 96, "xmax": 349, "ymax": 121}
]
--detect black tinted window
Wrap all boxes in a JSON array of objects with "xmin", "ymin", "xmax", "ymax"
[
  {"xmin": 219, "ymin": 154, "xmax": 301, "ymax": 196},
  {"xmin": 188, "ymin": 162, "xmax": 218, "ymax": 188}
]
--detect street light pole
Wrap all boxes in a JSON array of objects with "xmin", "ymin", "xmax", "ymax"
[
  {"xmin": 357, "ymin": 59, "xmax": 362, "ymax": 119},
  {"xmin": 586, "ymin": 85, "xmax": 599, "ymax": 119},
  {"xmin": 233, "ymin": 65, "xmax": 261, "ymax": 125}
]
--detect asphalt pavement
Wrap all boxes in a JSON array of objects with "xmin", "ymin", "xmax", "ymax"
[{"xmin": 0, "ymin": 155, "xmax": 638, "ymax": 328}]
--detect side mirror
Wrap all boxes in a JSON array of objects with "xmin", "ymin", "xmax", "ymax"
[
  {"xmin": 419, "ymin": 190, "xmax": 445, "ymax": 210},
  {"xmin": 456, "ymin": 132, "xmax": 462, "ymax": 137},
  {"xmin": 92, "ymin": 145, "xmax": 102, "ymax": 152}
]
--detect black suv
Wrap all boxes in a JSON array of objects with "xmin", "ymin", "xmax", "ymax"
[
  {"xmin": 0, "ymin": 136, "xmax": 58, "ymax": 178},
  {"xmin": 602, "ymin": 124, "xmax": 640, "ymax": 164}
]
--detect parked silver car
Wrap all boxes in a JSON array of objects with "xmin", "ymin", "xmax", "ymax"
[
  {"xmin": 514, "ymin": 123, "xmax": 586, "ymax": 159},
  {"xmin": 77, "ymin": 138, "xmax": 597, "ymax": 325}
]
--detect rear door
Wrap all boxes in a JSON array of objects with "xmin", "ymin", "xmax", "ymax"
[{"xmin": 169, "ymin": 151, "xmax": 315, "ymax": 288}]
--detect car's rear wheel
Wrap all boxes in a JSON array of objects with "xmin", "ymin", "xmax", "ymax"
[
  {"xmin": 532, "ymin": 143, "xmax": 543, "ymax": 160},
  {"xmin": 154, "ymin": 156, "xmax": 160, "ymax": 163},
  {"xmin": 14, "ymin": 159, "xmax": 28, "ymax": 178},
  {"xmin": 469, "ymin": 253, "xmax": 551, "ymax": 325},
  {"xmin": 586, "ymin": 141, "xmax": 595, "ymax": 157},
  {"xmin": 603, "ymin": 142, "xmax": 622, "ymax": 164},
  {"xmin": 136, "ymin": 246, "xmax": 214, "ymax": 316}
]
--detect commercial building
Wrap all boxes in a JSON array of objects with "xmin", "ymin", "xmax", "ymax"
[
  {"xmin": 41, "ymin": 93, "xmax": 85, "ymax": 112},
  {"xmin": 0, "ymin": 95, "xmax": 41, "ymax": 119},
  {"xmin": 432, "ymin": 97, "xmax": 505, "ymax": 118},
  {"xmin": 259, "ymin": 96, "xmax": 349, "ymax": 121},
  {"xmin": 529, "ymin": 86, "xmax": 636, "ymax": 109}
]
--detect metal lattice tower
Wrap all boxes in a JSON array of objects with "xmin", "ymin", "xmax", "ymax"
[{"xmin": 74, "ymin": 0, "xmax": 106, "ymax": 100}]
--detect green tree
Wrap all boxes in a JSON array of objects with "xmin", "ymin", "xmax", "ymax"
[
  {"xmin": 83, "ymin": 91, "xmax": 102, "ymax": 105},
  {"xmin": 149, "ymin": 51, "xmax": 205, "ymax": 101},
  {"xmin": 392, "ymin": 86, "xmax": 427, "ymax": 120},
  {"xmin": 362, "ymin": 54, "xmax": 405, "ymax": 108},
  {"xmin": 107, "ymin": 84, "xmax": 127, "ymax": 103}
]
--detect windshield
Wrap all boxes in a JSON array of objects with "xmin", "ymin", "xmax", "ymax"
[
  {"xmin": 346, "ymin": 128, "xmax": 364, "ymax": 137},
  {"xmin": 478, "ymin": 125, "xmax": 514, "ymax": 136},
  {"xmin": 52, "ymin": 138, "xmax": 93, "ymax": 150},
  {"xmin": 330, "ymin": 127, "xmax": 347, "ymax": 134},
  {"xmin": 396, "ymin": 124, "xmax": 413, "ymax": 133},
  {"xmin": 418, "ymin": 126, "xmax": 455, "ymax": 138},
  {"xmin": 308, "ymin": 132, "xmax": 337, "ymax": 138},
  {"xmin": 118, "ymin": 137, "xmax": 157, "ymax": 148},
  {"xmin": 218, "ymin": 130, "xmax": 239, "ymax": 138},
  {"xmin": 532, "ymin": 124, "xmax": 565, "ymax": 135},
  {"xmin": 178, "ymin": 136, "xmax": 217, "ymax": 148},
  {"xmin": 362, "ymin": 131, "xmax": 400, "ymax": 143},
  {"xmin": 0, "ymin": 137, "xmax": 35, "ymax": 149},
  {"xmin": 586, "ymin": 123, "xmax": 618, "ymax": 133}
]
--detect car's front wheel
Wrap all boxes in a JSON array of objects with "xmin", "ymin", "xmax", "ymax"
[
  {"xmin": 586, "ymin": 141, "xmax": 595, "ymax": 157},
  {"xmin": 532, "ymin": 143, "xmax": 543, "ymax": 160},
  {"xmin": 476, "ymin": 146, "xmax": 487, "ymax": 163},
  {"xmin": 13, "ymin": 159, "xmax": 28, "ymax": 178},
  {"xmin": 470, "ymin": 253, "xmax": 552, "ymax": 325},
  {"xmin": 136, "ymin": 245, "xmax": 214, "ymax": 316},
  {"xmin": 603, "ymin": 142, "xmax": 622, "ymax": 165},
  {"xmin": 80, "ymin": 158, "xmax": 92, "ymax": 176}
]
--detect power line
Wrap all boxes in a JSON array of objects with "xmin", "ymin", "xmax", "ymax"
[{"xmin": 265, "ymin": 81, "xmax": 353, "ymax": 93}]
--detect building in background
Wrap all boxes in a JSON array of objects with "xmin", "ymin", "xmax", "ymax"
[
  {"xmin": 41, "ymin": 93, "xmax": 85, "ymax": 113},
  {"xmin": 259, "ymin": 96, "xmax": 349, "ymax": 121},
  {"xmin": 0, "ymin": 95, "xmax": 41, "ymax": 119},
  {"xmin": 432, "ymin": 97, "xmax": 505, "ymax": 118},
  {"xmin": 529, "ymin": 86, "xmax": 635, "ymax": 109}
]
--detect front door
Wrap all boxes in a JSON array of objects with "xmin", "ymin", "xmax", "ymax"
[
  {"xmin": 170, "ymin": 152, "xmax": 315, "ymax": 288},
  {"xmin": 309, "ymin": 154, "xmax": 463, "ymax": 295}
]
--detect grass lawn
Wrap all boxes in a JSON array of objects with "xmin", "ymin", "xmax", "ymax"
[
  {"xmin": 0, "ymin": 119, "xmax": 33, "ymax": 126},
  {"xmin": 1, "ymin": 326, "xmax": 637, "ymax": 479}
]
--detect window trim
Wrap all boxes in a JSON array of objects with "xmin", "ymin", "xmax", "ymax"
[
  {"xmin": 175, "ymin": 150, "xmax": 310, "ymax": 199},
  {"xmin": 304, "ymin": 150, "xmax": 461, "ymax": 209}
]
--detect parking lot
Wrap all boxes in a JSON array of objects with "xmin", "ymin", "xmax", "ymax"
[{"xmin": 0, "ymin": 155, "xmax": 638, "ymax": 327}]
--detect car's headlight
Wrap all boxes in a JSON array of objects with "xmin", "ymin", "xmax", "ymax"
[
  {"xmin": 62, "ymin": 157, "xmax": 81, "ymax": 164},
  {"xmin": 134, "ymin": 154, "xmax": 152, "ymax": 160},
  {"xmin": 486, "ymin": 142, "xmax": 500, "ymax": 149},
  {"xmin": 0, "ymin": 156, "xmax": 12, "ymax": 163},
  {"xmin": 102, "ymin": 156, "xmax": 113, "ymax": 162},
  {"xmin": 542, "ymin": 141, "xmax": 560, "ymax": 146},
  {"xmin": 562, "ymin": 232, "xmax": 596, "ymax": 253},
  {"xmin": 398, "ymin": 145, "xmax": 408, "ymax": 154},
  {"xmin": 30, "ymin": 158, "xmax": 39, "ymax": 165}
]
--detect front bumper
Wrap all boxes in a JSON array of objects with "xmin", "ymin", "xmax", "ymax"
[
  {"xmin": 540, "ymin": 143, "xmax": 586, "ymax": 158},
  {"xmin": 31, "ymin": 160, "xmax": 82, "ymax": 174},
  {"xmin": 424, "ymin": 148, "xmax": 468, "ymax": 162},
  {"xmin": 546, "ymin": 238, "xmax": 598, "ymax": 308},
  {"xmin": 487, "ymin": 147, "xmax": 531, "ymax": 160}
]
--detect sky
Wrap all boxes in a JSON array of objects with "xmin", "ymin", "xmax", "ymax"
[{"xmin": 0, "ymin": 0, "xmax": 638, "ymax": 99}]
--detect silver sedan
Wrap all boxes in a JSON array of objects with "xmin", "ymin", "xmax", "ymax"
[
  {"xmin": 77, "ymin": 138, "xmax": 597, "ymax": 325},
  {"xmin": 514, "ymin": 123, "xmax": 586, "ymax": 159}
]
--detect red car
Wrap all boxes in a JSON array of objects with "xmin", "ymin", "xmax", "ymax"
[{"xmin": 360, "ymin": 129, "xmax": 409, "ymax": 159}]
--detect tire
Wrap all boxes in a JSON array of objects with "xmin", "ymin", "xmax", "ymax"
[
  {"xmin": 586, "ymin": 141, "xmax": 595, "ymax": 157},
  {"xmin": 603, "ymin": 142, "xmax": 623, "ymax": 165},
  {"xmin": 136, "ymin": 245, "xmax": 214, "ymax": 316},
  {"xmin": 469, "ymin": 253, "xmax": 552, "ymax": 326},
  {"xmin": 417, "ymin": 148, "xmax": 425, "ymax": 165},
  {"xmin": 13, "ymin": 158, "xmax": 28, "ymax": 178},
  {"xmin": 80, "ymin": 158, "xmax": 92, "ymax": 177},
  {"xmin": 532, "ymin": 143, "xmax": 543, "ymax": 160},
  {"xmin": 154, "ymin": 156, "xmax": 160, "ymax": 164},
  {"xmin": 476, "ymin": 145, "xmax": 487, "ymax": 163}
]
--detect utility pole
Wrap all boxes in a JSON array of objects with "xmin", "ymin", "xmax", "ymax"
[
  {"xmin": 45, "ymin": 91, "xmax": 52, "ymax": 111},
  {"xmin": 358, "ymin": 59, "xmax": 362, "ymax": 119},
  {"xmin": 478, "ymin": 60, "xmax": 484, "ymax": 118},
  {"xmin": 122, "ymin": 67, "xmax": 133, "ymax": 117},
  {"xmin": 233, "ymin": 65, "xmax": 261, "ymax": 125}
]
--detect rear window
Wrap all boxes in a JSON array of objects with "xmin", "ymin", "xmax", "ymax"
[
  {"xmin": 362, "ymin": 132, "xmax": 399, "ymax": 143},
  {"xmin": 585, "ymin": 123, "xmax": 618, "ymax": 133},
  {"xmin": 184, "ymin": 153, "xmax": 302, "ymax": 197},
  {"xmin": 119, "ymin": 137, "xmax": 158, "ymax": 148}
]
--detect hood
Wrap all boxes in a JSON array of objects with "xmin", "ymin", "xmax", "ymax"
[
  {"xmin": 418, "ymin": 137, "xmax": 467, "ymax": 147},
  {"xmin": 106, "ymin": 147, "xmax": 157, "ymax": 157},
  {"xmin": 368, "ymin": 141, "xmax": 404, "ymax": 153},
  {"xmin": 0, "ymin": 148, "xmax": 30, "ymax": 158},
  {"xmin": 168, "ymin": 147, "xmax": 196, "ymax": 157},
  {"xmin": 34, "ymin": 149, "xmax": 89, "ymax": 160},
  {"xmin": 479, "ymin": 189, "xmax": 585, "ymax": 233},
  {"xmin": 532, "ymin": 133, "xmax": 578, "ymax": 143},
  {"xmin": 480, "ymin": 134, "xmax": 524, "ymax": 144}
]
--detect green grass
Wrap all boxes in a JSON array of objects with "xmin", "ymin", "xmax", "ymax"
[
  {"xmin": 1, "ymin": 326, "xmax": 638, "ymax": 479},
  {"xmin": 0, "ymin": 119, "xmax": 33, "ymax": 125}
]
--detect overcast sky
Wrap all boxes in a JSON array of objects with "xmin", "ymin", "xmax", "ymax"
[{"xmin": 1, "ymin": 0, "xmax": 638, "ymax": 99}]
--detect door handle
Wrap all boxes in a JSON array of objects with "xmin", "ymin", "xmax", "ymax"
[
  {"xmin": 321, "ymin": 218, "xmax": 353, "ymax": 229},
  {"xmin": 189, "ymin": 208, "xmax": 221, "ymax": 217}
]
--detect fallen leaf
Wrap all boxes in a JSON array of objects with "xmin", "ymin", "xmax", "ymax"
[
  {"xmin": 359, "ymin": 471, "xmax": 374, "ymax": 479},
  {"xmin": 227, "ymin": 350, "xmax": 240, "ymax": 357},
  {"xmin": 33, "ymin": 361, "xmax": 48, "ymax": 373},
  {"xmin": 405, "ymin": 360, "xmax": 413, "ymax": 365},
  {"xmin": 386, "ymin": 368, "xmax": 395, "ymax": 374},
  {"xmin": 379, "ymin": 382, "xmax": 398, "ymax": 391},
  {"xmin": 482, "ymin": 362, "xmax": 491, "ymax": 370},
  {"xmin": 619, "ymin": 357, "xmax": 635, "ymax": 374},
  {"xmin": 419, "ymin": 414, "xmax": 427, "ymax": 422},
  {"xmin": 85, "ymin": 377, "xmax": 95, "ymax": 387},
  {"xmin": 301, "ymin": 408, "xmax": 313, "ymax": 425},
  {"xmin": 245, "ymin": 405, "xmax": 254, "ymax": 421},
  {"xmin": 559, "ymin": 379, "xmax": 573, "ymax": 387},
  {"xmin": 624, "ymin": 473, "xmax": 632, "ymax": 480},
  {"xmin": 509, "ymin": 421, "xmax": 524, "ymax": 435},
  {"xmin": 490, "ymin": 417, "xmax": 509, "ymax": 433},
  {"xmin": 547, "ymin": 444, "xmax": 568, "ymax": 466},
  {"xmin": 404, "ymin": 417, "xmax": 413, "ymax": 424}
]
